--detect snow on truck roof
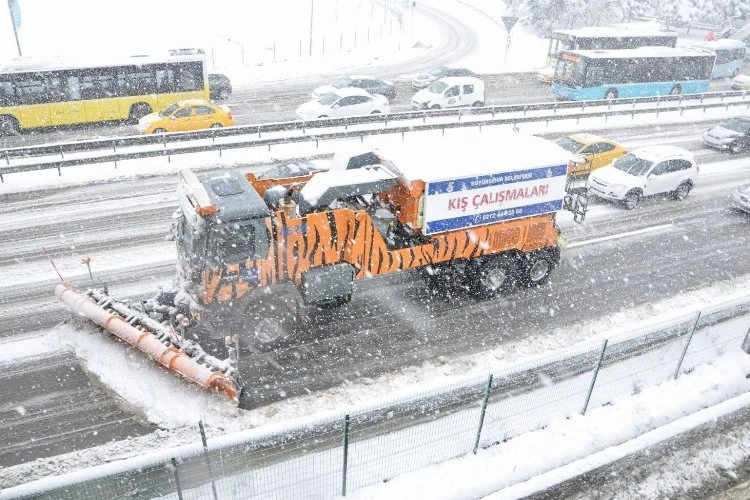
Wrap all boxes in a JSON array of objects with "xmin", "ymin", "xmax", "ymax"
[{"xmin": 375, "ymin": 133, "xmax": 574, "ymax": 184}]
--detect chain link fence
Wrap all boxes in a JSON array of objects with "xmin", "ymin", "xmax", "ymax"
[{"xmin": 3, "ymin": 295, "xmax": 750, "ymax": 500}]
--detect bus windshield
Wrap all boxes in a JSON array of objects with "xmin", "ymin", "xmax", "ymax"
[
  {"xmin": 554, "ymin": 57, "xmax": 586, "ymax": 87},
  {"xmin": 612, "ymin": 153, "xmax": 653, "ymax": 176}
]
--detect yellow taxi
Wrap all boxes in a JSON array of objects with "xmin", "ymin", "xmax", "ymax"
[
  {"xmin": 136, "ymin": 99, "xmax": 234, "ymax": 134},
  {"xmin": 554, "ymin": 133, "xmax": 628, "ymax": 177}
]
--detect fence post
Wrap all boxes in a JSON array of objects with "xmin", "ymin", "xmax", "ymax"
[
  {"xmin": 342, "ymin": 414, "xmax": 350, "ymax": 496},
  {"xmin": 198, "ymin": 420, "xmax": 219, "ymax": 500},
  {"xmin": 473, "ymin": 374, "xmax": 493, "ymax": 454},
  {"xmin": 170, "ymin": 457, "xmax": 184, "ymax": 500},
  {"xmin": 674, "ymin": 312, "xmax": 702, "ymax": 380},
  {"xmin": 581, "ymin": 339, "xmax": 608, "ymax": 416}
]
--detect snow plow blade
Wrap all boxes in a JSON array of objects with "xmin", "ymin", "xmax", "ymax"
[{"xmin": 55, "ymin": 283, "xmax": 240, "ymax": 401}]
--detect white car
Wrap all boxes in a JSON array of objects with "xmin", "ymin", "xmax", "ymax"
[
  {"xmin": 729, "ymin": 184, "xmax": 750, "ymax": 213},
  {"xmin": 411, "ymin": 76, "xmax": 485, "ymax": 110},
  {"xmin": 295, "ymin": 88, "xmax": 390, "ymax": 120},
  {"xmin": 732, "ymin": 74, "xmax": 750, "ymax": 90},
  {"xmin": 587, "ymin": 145, "xmax": 699, "ymax": 210}
]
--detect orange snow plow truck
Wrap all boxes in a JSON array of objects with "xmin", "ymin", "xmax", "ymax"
[{"xmin": 56, "ymin": 133, "xmax": 580, "ymax": 405}]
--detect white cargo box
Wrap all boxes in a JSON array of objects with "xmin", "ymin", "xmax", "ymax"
[{"xmin": 375, "ymin": 133, "xmax": 573, "ymax": 235}]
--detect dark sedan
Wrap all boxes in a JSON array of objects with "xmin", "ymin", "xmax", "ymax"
[{"xmin": 208, "ymin": 73, "xmax": 233, "ymax": 100}]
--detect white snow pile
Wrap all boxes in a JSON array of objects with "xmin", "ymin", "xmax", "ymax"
[{"xmin": 346, "ymin": 353, "xmax": 750, "ymax": 500}]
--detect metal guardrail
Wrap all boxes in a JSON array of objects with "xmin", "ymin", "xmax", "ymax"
[
  {"xmin": 2, "ymin": 294, "xmax": 749, "ymax": 499},
  {"xmin": 1, "ymin": 90, "xmax": 749, "ymax": 181}
]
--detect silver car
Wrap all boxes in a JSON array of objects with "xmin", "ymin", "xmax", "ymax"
[{"xmin": 729, "ymin": 184, "xmax": 750, "ymax": 213}]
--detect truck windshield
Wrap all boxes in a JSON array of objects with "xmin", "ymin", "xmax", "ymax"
[
  {"xmin": 208, "ymin": 219, "xmax": 269, "ymax": 265},
  {"xmin": 612, "ymin": 153, "xmax": 653, "ymax": 176},
  {"xmin": 176, "ymin": 212, "xmax": 206, "ymax": 268}
]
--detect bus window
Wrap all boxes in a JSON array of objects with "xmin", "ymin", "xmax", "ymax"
[
  {"xmin": 0, "ymin": 77, "xmax": 15, "ymax": 106},
  {"xmin": 118, "ymin": 65, "xmax": 158, "ymax": 96},
  {"xmin": 46, "ymin": 75, "xmax": 66, "ymax": 102},
  {"xmin": 15, "ymin": 74, "xmax": 47, "ymax": 105},
  {"xmin": 155, "ymin": 66, "xmax": 174, "ymax": 93},
  {"xmin": 81, "ymin": 70, "xmax": 118, "ymax": 99},
  {"xmin": 65, "ymin": 74, "xmax": 81, "ymax": 101},
  {"xmin": 172, "ymin": 62, "xmax": 203, "ymax": 92}
]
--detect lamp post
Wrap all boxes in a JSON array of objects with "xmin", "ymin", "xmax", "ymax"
[
  {"xmin": 7, "ymin": 0, "xmax": 22, "ymax": 56},
  {"xmin": 309, "ymin": 0, "xmax": 314, "ymax": 56}
]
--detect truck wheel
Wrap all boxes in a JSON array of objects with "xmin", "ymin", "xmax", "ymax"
[
  {"xmin": 254, "ymin": 317, "xmax": 285, "ymax": 344},
  {"xmin": 468, "ymin": 255, "xmax": 517, "ymax": 298},
  {"xmin": 422, "ymin": 264, "xmax": 454, "ymax": 294},
  {"xmin": 520, "ymin": 252, "xmax": 554, "ymax": 287},
  {"xmin": 243, "ymin": 296, "xmax": 294, "ymax": 346}
]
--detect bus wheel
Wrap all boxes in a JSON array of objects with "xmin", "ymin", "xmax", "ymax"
[
  {"xmin": 604, "ymin": 89, "xmax": 618, "ymax": 100},
  {"xmin": 0, "ymin": 116, "xmax": 19, "ymax": 136},
  {"xmin": 152, "ymin": 128, "xmax": 167, "ymax": 134},
  {"xmin": 210, "ymin": 123, "xmax": 223, "ymax": 128},
  {"xmin": 128, "ymin": 103, "xmax": 152, "ymax": 124},
  {"xmin": 669, "ymin": 85, "xmax": 681, "ymax": 95}
]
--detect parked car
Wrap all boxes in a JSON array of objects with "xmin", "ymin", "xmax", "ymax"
[
  {"xmin": 208, "ymin": 73, "xmax": 233, "ymax": 99},
  {"xmin": 729, "ymin": 183, "xmax": 750, "ymax": 213},
  {"xmin": 587, "ymin": 145, "xmax": 698, "ymax": 210},
  {"xmin": 411, "ymin": 66, "xmax": 479, "ymax": 89},
  {"xmin": 136, "ymin": 99, "xmax": 234, "ymax": 134},
  {"xmin": 703, "ymin": 116, "xmax": 750, "ymax": 153},
  {"xmin": 411, "ymin": 77, "xmax": 485, "ymax": 110},
  {"xmin": 554, "ymin": 133, "xmax": 628, "ymax": 177},
  {"xmin": 295, "ymin": 88, "xmax": 390, "ymax": 120},
  {"xmin": 312, "ymin": 76, "xmax": 396, "ymax": 101}
]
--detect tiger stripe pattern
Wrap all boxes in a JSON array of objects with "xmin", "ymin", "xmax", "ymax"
[{"xmin": 199, "ymin": 209, "xmax": 558, "ymax": 305}]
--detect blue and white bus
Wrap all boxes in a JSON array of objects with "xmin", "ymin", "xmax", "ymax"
[
  {"xmin": 688, "ymin": 39, "xmax": 746, "ymax": 78},
  {"xmin": 538, "ymin": 26, "xmax": 678, "ymax": 83},
  {"xmin": 551, "ymin": 46, "xmax": 716, "ymax": 101}
]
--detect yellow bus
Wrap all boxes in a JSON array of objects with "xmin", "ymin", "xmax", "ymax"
[{"xmin": 0, "ymin": 49, "xmax": 208, "ymax": 135}]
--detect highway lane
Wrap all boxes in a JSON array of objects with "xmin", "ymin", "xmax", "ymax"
[
  {"xmin": 1, "ymin": 121, "xmax": 749, "ymax": 469},
  {"xmin": 1, "ymin": 71, "xmax": 742, "ymax": 149}
]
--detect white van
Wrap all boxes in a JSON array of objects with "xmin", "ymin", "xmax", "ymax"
[{"xmin": 411, "ymin": 76, "xmax": 485, "ymax": 110}]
